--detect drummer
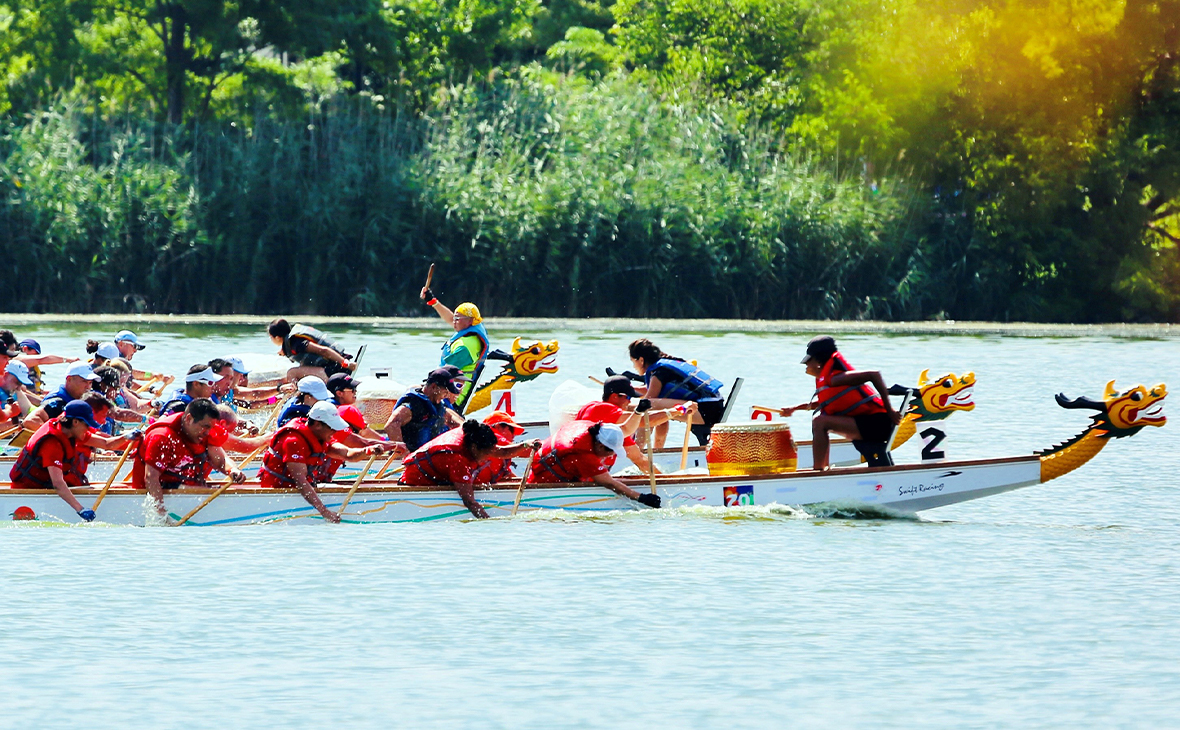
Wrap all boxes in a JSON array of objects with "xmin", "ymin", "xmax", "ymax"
[
  {"xmin": 626, "ymin": 339, "xmax": 726, "ymax": 448},
  {"xmin": 528, "ymin": 420, "xmax": 662, "ymax": 509},
  {"xmin": 421, "ymin": 285, "xmax": 489, "ymax": 409},
  {"xmin": 780, "ymin": 336, "xmax": 901, "ymax": 470},
  {"xmin": 576, "ymin": 376, "xmax": 695, "ymax": 474}
]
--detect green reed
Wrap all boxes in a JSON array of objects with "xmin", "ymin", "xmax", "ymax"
[{"xmin": 0, "ymin": 76, "xmax": 924, "ymax": 318}]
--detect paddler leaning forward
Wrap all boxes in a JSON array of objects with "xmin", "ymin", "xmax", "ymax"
[
  {"xmin": 260, "ymin": 401, "xmax": 402, "ymax": 524},
  {"xmin": 529, "ymin": 420, "xmax": 663, "ymax": 509},
  {"xmin": 421, "ymin": 285, "xmax": 489, "ymax": 410},
  {"xmin": 267, "ymin": 318, "xmax": 356, "ymax": 384},
  {"xmin": 400, "ymin": 419, "xmax": 540, "ymax": 519},
  {"xmin": 131, "ymin": 398, "xmax": 247, "ymax": 521},
  {"xmin": 10, "ymin": 399, "xmax": 141, "ymax": 522},
  {"xmin": 383, "ymin": 366, "xmax": 466, "ymax": 450}
]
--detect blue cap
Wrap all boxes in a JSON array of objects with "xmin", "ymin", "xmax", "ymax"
[
  {"xmin": 227, "ymin": 357, "xmax": 250, "ymax": 375},
  {"xmin": 18, "ymin": 339, "xmax": 40, "ymax": 354},
  {"xmin": 114, "ymin": 330, "xmax": 146, "ymax": 350},
  {"xmin": 63, "ymin": 400, "xmax": 102, "ymax": 429}
]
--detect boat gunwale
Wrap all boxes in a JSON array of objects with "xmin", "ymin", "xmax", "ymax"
[{"xmin": 0, "ymin": 453, "xmax": 1040, "ymax": 497}]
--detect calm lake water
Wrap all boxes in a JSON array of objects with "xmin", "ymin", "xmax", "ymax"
[{"xmin": 2, "ymin": 323, "xmax": 1178, "ymax": 728}]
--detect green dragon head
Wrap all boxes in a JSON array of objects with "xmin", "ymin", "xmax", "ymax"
[{"xmin": 1055, "ymin": 380, "xmax": 1167, "ymax": 438}]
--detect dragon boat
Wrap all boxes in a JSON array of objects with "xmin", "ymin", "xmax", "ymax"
[
  {"xmin": 0, "ymin": 367, "xmax": 977, "ymax": 479},
  {"xmin": 2, "ymin": 380, "xmax": 1163, "ymax": 526}
]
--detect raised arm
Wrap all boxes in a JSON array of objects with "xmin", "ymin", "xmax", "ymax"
[{"xmin": 422, "ymin": 286, "xmax": 455, "ymax": 324}]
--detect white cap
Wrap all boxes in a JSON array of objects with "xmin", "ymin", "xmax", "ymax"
[
  {"xmin": 96, "ymin": 342, "xmax": 120, "ymax": 360},
  {"xmin": 66, "ymin": 362, "xmax": 100, "ymax": 381},
  {"xmin": 185, "ymin": 367, "xmax": 220, "ymax": 384},
  {"xmin": 594, "ymin": 423, "xmax": 627, "ymax": 458},
  {"xmin": 227, "ymin": 357, "xmax": 249, "ymax": 375},
  {"xmin": 5, "ymin": 360, "xmax": 33, "ymax": 386},
  {"xmin": 297, "ymin": 376, "xmax": 333, "ymax": 402},
  {"xmin": 307, "ymin": 400, "xmax": 348, "ymax": 431}
]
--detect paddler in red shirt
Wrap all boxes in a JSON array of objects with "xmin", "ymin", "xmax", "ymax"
[
  {"xmin": 260, "ymin": 401, "xmax": 399, "ymax": 523},
  {"xmin": 575, "ymin": 375, "xmax": 697, "ymax": 474},
  {"xmin": 471, "ymin": 410, "xmax": 529, "ymax": 485},
  {"xmin": 401, "ymin": 419, "xmax": 540, "ymax": 519},
  {"xmin": 528, "ymin": 421, "xmax": 662, "ymax": 509},
  {"xmin": 780, "ymin": 336, "xmax": 902, "ymax": 470},
  {"xmin": 132, "ymin": 398, "xmax": 246, "ymax": 520},
  {"xmin": 10, "ymin": 399, "xmax": 141, "ymax": 521}
]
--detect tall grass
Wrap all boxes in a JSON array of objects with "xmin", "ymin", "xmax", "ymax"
[{"xmin": 0, "ymin": 73, "xmax": 928, "ymax": 318}]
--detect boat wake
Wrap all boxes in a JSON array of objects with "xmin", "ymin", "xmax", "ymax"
[{"xmin": 502, "ymin": 500, "xmax": 923, "ymax": 524}]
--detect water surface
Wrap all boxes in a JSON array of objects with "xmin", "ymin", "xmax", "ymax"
[{"xmin": 2, "ymin": 325, "xmax": 1177, "ymax": 728}]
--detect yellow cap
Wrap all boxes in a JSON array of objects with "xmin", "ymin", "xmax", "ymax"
[{"xmin": 455, "ymin": 302, "xmax": 482, "ymax": 324}]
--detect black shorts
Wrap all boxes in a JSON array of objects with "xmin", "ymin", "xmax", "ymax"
[
  {"xmin": 853, "ymin": 412, "xmax": 893, "ymax": 443},
  {"xmin": 697, "ymin": 398, "xmax": 725, "ymax": 427}
]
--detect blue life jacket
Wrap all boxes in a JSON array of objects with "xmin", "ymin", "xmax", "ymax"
[
  {"xmin": 40, "ymin": 386, "xmax": 72, "ymax": 419},
  {"xmin": 277, "ymin": 401, "xmax": 311, "ymax": 427},
  {"xmin": 159, "ymin": 392, "xmax": 193, "ymax": 416},
  {"xmin": 396, "ymin": 389, "xmax": 450, "ymax": 451},
  {"xmin": 646, "ymin": 358, "xmax": 723, "ymax": 402}
]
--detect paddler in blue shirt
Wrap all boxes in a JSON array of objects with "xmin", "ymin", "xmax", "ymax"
[
  {"xmin": 627, "ymin": 338, "xmax": 727, "ymax": 448},
  {"xmin": 382, "ymin": 367, "xmax": 466, "ymax": 451},
  {"xmin": 421, "ymin": 286, "xmax": 489, "ymax": 411}
]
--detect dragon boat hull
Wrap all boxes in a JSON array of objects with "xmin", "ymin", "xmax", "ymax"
[{"xmin": 1, "ymin": 455, "xmax": 1042, "ymax": 526}]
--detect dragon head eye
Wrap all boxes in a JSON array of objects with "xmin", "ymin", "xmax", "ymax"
[
  {"xmin": 530, "ymin": 347, "xmax": 540, "ymax": 355},
  {"xmin": 1131, "ymin": 391, "xmax": 1143, "ymax": 402},
  {"xmin": 942, "ymin": 379, "xmax": 953, "ymax": 388}
]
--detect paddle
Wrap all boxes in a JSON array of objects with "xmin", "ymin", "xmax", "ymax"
[
  {"xmin": 644, "ymin": 412, "xmax": 657, "ymax": 494},
  {"xmin": 0, "ymin": 425, "xmax": 20, "ymax": 441},
  {"xmin": 337, "ymin": 453, "xmax": 379, "ymax": 516},
  {"xmin": 679, "ymin": 408, "xmax": 693, "ymax": 471},
  {"xmin": 259, "ymin": 398, "xmax": 286, "ymax": 432},
  {"xmin": 511, "ymin": 458, "xmax": 534, "ymax": 516},
  {"xmin": 424, "ymin": 263, "xmax": 435, "ymax": 291},
  {"xmin": 91, "ymin": 441, "xmax": 136, "ymax": 512},
  {"xmin": 587, "ymin": 376, "xmax": 604, "ymax": 386},
  {"xmin": 374, "ymin": 450, "xmax": 401, "ymax": 479},
  {"xmin": 173, "ymin": 444, "xmax": 266, "ymax": 526}
]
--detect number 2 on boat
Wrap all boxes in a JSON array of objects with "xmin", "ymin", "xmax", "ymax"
[{"xmin": 724, "ymin": 485, "xmax": 754, "ymax": 507}]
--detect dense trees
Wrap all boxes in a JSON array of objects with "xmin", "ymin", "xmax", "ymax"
[{"xmin": 0, "ymin": 0, "xmax": 1177, "ymax": 320}]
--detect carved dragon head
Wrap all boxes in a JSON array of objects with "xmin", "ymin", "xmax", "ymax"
[
  {"xmin": 910, "ymin": 370, "xmax": 976, "ymax": 421},
  {"xmin": 506, "ymin": 337, "xmax": 559, "ymax": 381},
  {"xmin": 1055, "ymin": 381, "xmax": 1167, "ymax": 437}
]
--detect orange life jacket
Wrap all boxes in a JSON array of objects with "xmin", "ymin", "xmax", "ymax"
[
  {"xmin": 259, "ymin": 419, "xmax": 334, "ymax": 487},
  {"xmin": 10, "ymin": 420, "xmax": 89, "ymax": 488},
  {"xmin": 813, "ymin": 352, "xmax": 886, "ymax": 417}
]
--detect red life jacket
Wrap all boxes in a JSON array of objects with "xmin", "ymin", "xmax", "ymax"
[
  {"xmin": 813, "ymin": 352, "xmax": 887, "ymax": 417},
  {"xmin": 131, "ymin": 412, "xmax": 211, "ymax": 489},
  {"xmin": 529, "ymin": 420, "xmax": 604, "ymax": 484},
  {"xmin": 400, "ymin": 428, "xmax": 470, "ymax": 486},
  {"xmin": 472, "ymin": 432, "xmax": 514, "ymax": 484},
  {"xmin": 10, "ymin": 420, "xmax": 90, "ymax": 488},
  {"xmin": 259, "ymin": 419, "xmax": 334, "ymax": 488}
]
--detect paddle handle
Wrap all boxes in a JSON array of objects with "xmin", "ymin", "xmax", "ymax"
[
  {"xmin": 92, "ymin": 441, "xmax": 136, "ymax": 511},
  {"xmin": 173, "ymin": 444, "xmax": 266, "ymax": 527},
  {"xmin": 0, "ymin": 425, "xmax": 21, "ymax": 441},
  {"xmin": 679, "ymin": 410, "xmax": 693, "ymax": 471},
  {"xmin": 375, "ymin": 450, "xmax": 401, "ymax": 479},
  {"xmin": 645, "ymin": 412, "xmax": 657, "ymax": 494},
  {"xmin": 258, "ymin": 398, "xmax": 286, "ymax": 434},
  {"xmin": 338, "ymin": 453, "xmax": 379, "ymax": 515},
  {"xmin": 587, "ymin": 376, "xmax": 604, "ymax": 385},
  {"xmin": 511, "ymin": 458, "xmax": 534, "ymax": 516}
]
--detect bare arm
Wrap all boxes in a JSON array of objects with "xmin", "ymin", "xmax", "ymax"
[
  {"xmin": 590, "ymin": 471, "xmax": 642, "ymax": 501},
  {"xmin": 324, "ymin": 441, "xmax": 397, "ymax": 461},
  {"xmin": 828, "ymin": 370, "xmax": 901, "ymax": 421},
  {"xmin": 47, "ymin": 466, "xmax": 87, "ymax": 513},
  {"xmin": 422, "ymin": 286, "xmax": 456, "ymax": 324},
  {"xmin": 208, "ymin": 446, "xmax": 246, "ymax": 483},
  {"xmin": 287, "ymin": 462, "xmax": 340, "ymax": 523},
  {"xmin": 443, "ymin": 407, "xmax": 465, "ymax": 428},
  {"xmin": 382, "ymin": 405, "xmax": 413, "ymax": 442},
  {"xmin": 18, "ymin": 354, "xmax": 79, "ymax": 367},
  {"xmin": 302, "ymin": 341, "xmax": 351, "ymax": 368},
  {"xmin": 624, "ymin": 442, "xmax": 658, "ymax": 475},
  {"xmin": 143, "ymin": 464, "xmax": 168, "ymax": 517}
]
